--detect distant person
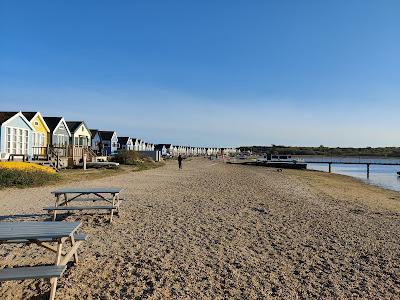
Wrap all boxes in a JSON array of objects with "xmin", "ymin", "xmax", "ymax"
[{"xmin": 178, "ymin": 154, "xmax": 183, "ymax": 170}]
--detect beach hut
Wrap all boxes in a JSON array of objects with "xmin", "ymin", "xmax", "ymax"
[
  {"xmin": 44, "ymin": 117, "xmax": 71, "ymax": 147},
  {"xmin": 90, "ymin": 129, "xmax": 98, "ymax": 148},
  {"xmin": 118, "ymin": 137, "xmax": 133, "ymax": 150},
  {"xmin": 22, "ymin": 112, "xmax": 50, "ymax": 158},
  {"xmin": 43, "ymin": 116, "xmax": 71, "ymax": 157},
  {"xmin": 66, "ymin": 121, "xmax": 91, "ymax": 147},
  {"xmin": 65, "ymin": 121, "xmax": 95, "ymax": 165},
  {"xmin": 0, "ymin": 111, "xmax": 34, "ymax": 160},
  {"xmin": 90, "ymin": 130, "xmax": 118, "ymax": 156},
  {"xmin": 131, "ymin": 138, "xmax": 140, "ymax": 151},
  {"xmin": 172, "ymin": 145, "xmax": 179, "ymax": 156},
  {"xmin": 138, "ymin": 139, "xmax": 146, "ymax": 151},
  {"xmin": 155, "ymin": 144, "xmax": 168, "ymax": 156}
]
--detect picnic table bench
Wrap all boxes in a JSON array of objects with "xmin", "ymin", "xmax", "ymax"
[
  {"xmin": 44, "ymin": 187, "xmax": 123, "ymax": 223},
  {"xmin": 8, "ymin": 154, "xmax": 27, "ymax": 161},
  {"xmin": 0, "ymin": 221, "xmax": 86, "ymax": 300}
]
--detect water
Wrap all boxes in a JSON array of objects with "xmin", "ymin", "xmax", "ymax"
[{"xmin": 301, "ymin": 156, "xmax": 400, "ymax": 192}]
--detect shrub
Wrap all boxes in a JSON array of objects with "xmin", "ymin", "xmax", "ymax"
[
  {"xmin": 113, "ymin": 150, "xmax": 140, "ymax": 165},
  {"xmin": 0, "ymin": 162, "xmax": 56, "ymax": 174},
  {"xmin": 0, "ymin": 168, "xmax": 59, "ymax": 188}
]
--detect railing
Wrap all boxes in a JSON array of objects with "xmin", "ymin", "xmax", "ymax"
[
  {"xmin": 32, "ymin": 146, "xmax": 48, "ymax": 157},
  {"xmin": 51, "ymin": 145, "xmax": 68, "ymax": 157},
  {"xmin": 48, "ymin": 146, "xmax": 62, "ymax": 170},
  {"xmin": 67, "ymin": 145, "xmax": 97, "ymax": 162},
  {"xmin": 68, "ymin": 145, "xmax": 84, "ymax": 158}
]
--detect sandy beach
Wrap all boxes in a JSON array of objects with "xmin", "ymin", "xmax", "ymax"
[{"xmin": 1, "ymin": 158, "xmax": 399, "ymax": 299}]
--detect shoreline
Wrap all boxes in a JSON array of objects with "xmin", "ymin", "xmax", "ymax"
[{"xmin": 287, "ymin": 168, "xmax": 400, "ymax": 213}]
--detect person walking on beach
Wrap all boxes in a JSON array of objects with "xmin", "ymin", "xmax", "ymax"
[{"xmin": 178, "ymin": 154, "xmax": 183, "ymax": 170}]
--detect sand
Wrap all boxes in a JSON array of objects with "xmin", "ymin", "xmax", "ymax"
[{"xmin": 0, "ymin": 158, "xmax": 399, "ymax": 299}]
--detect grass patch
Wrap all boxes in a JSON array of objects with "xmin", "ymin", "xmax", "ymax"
[
  {"xmin": 0, "ymin": 157, "xmax": 166, "ymax": 189},
  {"xmin": 130, "ymin": 159, "xmax": 165, "ymax": 172},
  {"xmin": 58, "ymin": 159, "xmax": 165, "ymax": 183},
  {"xmin": 0, "ymin": 168, "xmax": 60, "ymax": 189}
]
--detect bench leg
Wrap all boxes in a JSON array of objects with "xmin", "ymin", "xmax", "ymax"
[
  {"xmin": 70, "ymin": 235, "xmax": 79, "ymax": 264},
  {"xmin": 52, "ymin": 195, "xmax": 59, "ymax": 221},
  {"xmin": 55, "ymin": 240, "xmax": 63, "ymax": 265},
  {"xmin": 116, "ymin": 194, "xmax": 120, "ymax": 216},
  {"xmin": 50, "ymin": 240, "xmax": 63, "ymax": 300},
  {"xmin": 110, "ymin": 194, "xmax": 115, "ymax": 223},
  {"xmin": 49, "ymin": 277, "xmax": 58, "ymax": 300}
]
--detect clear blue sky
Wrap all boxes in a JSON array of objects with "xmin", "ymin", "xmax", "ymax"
[{"xmin": 1, "ymin": 1, "xmax": 399, "ymax": 147}]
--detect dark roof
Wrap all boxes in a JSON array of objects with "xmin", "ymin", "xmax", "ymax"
[
  {"xmin": 155, "ymin": 143, "xmax": 171, "ymax": 149},
  {"xmin": 131, "ymin": 138, "xmax": 138, "ymax": 143},
  {"xmin": 66, "ymin": 121, "xmax": 85, "ymax": 133},
  {"xmin": 118, "ymin": 137, "xmax": 130, "ymax": 144},
  {"xmin": 90, "ymin": 129, "xmax": 98, "ymax": 137},
  {"xmin": 22, "ymin": 111, "xmax": 38, "ymax": 121},
  {"xmin": 43, "ymin": 117, "xmax": 63, "ymax": 131},
  {"xmin": 0, "ymin": 112, "xmax": 19, "ymax": 125},
  {"xmin": 98, "ymin": 131, "xmax": 115, "ymax": 141}
]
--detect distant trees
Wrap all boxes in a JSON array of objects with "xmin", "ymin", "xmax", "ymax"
[{"xmin": 238, "ymin": 146, "xmax": 400, "ymax": 157}]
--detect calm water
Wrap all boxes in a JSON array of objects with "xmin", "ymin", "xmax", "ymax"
[{"xmin": 301, "ymin": 156, "xmax": 400, "ymax": 192}]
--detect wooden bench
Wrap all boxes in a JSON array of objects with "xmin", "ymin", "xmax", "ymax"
[
  {"xmin": 49, "ymin": 188, "xmax": 123, "ymax": 223},
  {"xmin": 3, "ymin": 233, "xmax": 87, "ymax": 244},
  {"xmin": 44, "ymin": 206, "xmax": 118, "ymax": 212},
  {"xmin": 0, "ymin": 221, "xmax": 85, "ymax": 300},
  {"xmin": 0, "ymin": 265, "xmax": 67, "ymax": 281},
  {"xmin": 8, "ymin": 154, "xmax": 27, "ymax": 162}
]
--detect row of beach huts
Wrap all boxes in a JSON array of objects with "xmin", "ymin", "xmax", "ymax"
[{"xmin": 0, "ymin": 111, "xmax": 237, "ymax": 169}]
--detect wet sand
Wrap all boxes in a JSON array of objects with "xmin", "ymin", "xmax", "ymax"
[{"xmin": 1, "ymin": 158, "xmax": 399, "ymax": 299}]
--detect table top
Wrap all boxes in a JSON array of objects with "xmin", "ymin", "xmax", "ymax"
[
  {"xmin": 51, "ymin": 188, "xmax": 122, "ymax": 195},
  {"xmin": 0, "ymin": 221, "xmax": 81, "ymax": 241}
]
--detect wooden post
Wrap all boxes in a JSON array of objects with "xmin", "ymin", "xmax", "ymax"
[
  {"xmin": 110, "ymin": 194, "xmax": 115, "ymax": 223},
  {"xmin": 53, "ymin": 194, "xmax": 59, "ymax": 221},
  {"xmin": 328, "ymin": 162, "xmax": 332, "ymax": 173},
  {"xmin": 367, "ymin": 163, "xmax": 370, "ymax": 178},
  {"xmin": 83, "ymin": 154, "xmax": 87, "ymax": 170},
  {"xmin": 70, "ymin": 235, "xmax": 79, "ymax": 264},
  {"xmin": 49, "ymin": 240, "xmax": 64, "ymax": 300}
]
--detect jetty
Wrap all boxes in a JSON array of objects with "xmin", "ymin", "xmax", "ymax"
[
  {"xmin": 306, "ymin": 161, "xmax": 400, "ymax": 178},
  {"xmin": 227, "ymin": 160, "xmax": 307, "ymax": 170}
]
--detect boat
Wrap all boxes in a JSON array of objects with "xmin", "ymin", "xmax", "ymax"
[{"xmin": 237, "ymin": 153, "xmax": 250, "ymax": 160}]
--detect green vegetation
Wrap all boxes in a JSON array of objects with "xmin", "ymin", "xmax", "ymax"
[
  {"xmin": 0, "ymin": 168, "xmax": 60, "ymax": 188},
  {"xmin": 113, "ymin": 150, "xmax": 140, "ymax": 165},
  {"xmin": 130, "ymin": 158, "xmax": 165, "ymax": 172},
  {"xmin": 239, "ymin": 145, "xmax": 400, "ymax": 157},
  {"xmin": 112, "ymin": 150, "xmax": 165, "ymax": 171},
  {"xmin": 0, "ymin": 151, "xmax": 165, "ymax": 189}
]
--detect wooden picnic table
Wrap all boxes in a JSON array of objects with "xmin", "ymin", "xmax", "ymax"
[
  {"xmin": 45, "ymin": 187, "xmax": 123, "ymax": 223},
  {"xmin": 0, "ymin": 221, "xmax": 86, "ymax": 300}
]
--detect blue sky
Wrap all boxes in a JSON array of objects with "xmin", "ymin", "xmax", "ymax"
[{"xmin": 1, "ymin": 1, "xmax": 399, "ymax": 147}]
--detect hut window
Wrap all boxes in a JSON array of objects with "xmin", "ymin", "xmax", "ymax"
[{"xmin": 5, "ymin": 127, "xmax": 28, "ymax": 154}]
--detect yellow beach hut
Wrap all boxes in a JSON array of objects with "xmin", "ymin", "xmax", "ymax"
[{"xmin": 22, "ymin": 112, "xmax": 50, "ymax": 158}]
